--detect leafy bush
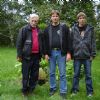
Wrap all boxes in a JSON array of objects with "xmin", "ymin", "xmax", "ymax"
[
  {"xmin": 40, "ymin": 58, "xmax": 74, "ymax": 81},
  {"xmin": 39, "ymin": 23, "xmax": 47, "ymax": 30}
]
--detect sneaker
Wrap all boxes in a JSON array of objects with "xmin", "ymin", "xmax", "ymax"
[
  {"xmin": 71, "ymin": 93, "xmax": 77, "ymax": 97},
  {"xmin": 87, "ymin": 93, "xmax": 93, "ymax": 98},
  {"xmin": 49, "ymin": 88, "xmax": 56, "ymax": 96},
  {"xmin": 60, "ymin": 93, "xmax": 67, "ymax": 100},
  {"xmin": 71, "ymin": 91, "xmax": 77, "ymax": 97}
]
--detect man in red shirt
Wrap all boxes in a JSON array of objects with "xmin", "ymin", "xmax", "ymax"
[{"xmin": 16, "ymin": 13, "xmax": 44, "ymax": 96}]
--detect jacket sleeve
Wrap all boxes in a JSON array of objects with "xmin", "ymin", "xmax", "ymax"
[
  {"xmin": 70, "ymin": 27, "xmax": 74, "ymax": 58},
  {"xmin": 63, "ymin": 24, "xmax": 71, "ymax": 53},
  {"xmin": 38, "ymin": 30, "xmax": 45, "ymax": 56},
  {"xmin": 91, "ymin": 28, "xmax": 96, "ymax": 58},
  {"xmin": 43, "ymin": 27, "xmax": 49, "ymax": 55},
  {"xmin": 41, "ymin": 32, "xmax": 46, "ymax": 55},
  {"xmin": 16, "ymin": 28, "xmax": 25, "ymax": 58},
  {"xmin": 67, "ymin": 26, "xmax": 72, "ymax": 53}
]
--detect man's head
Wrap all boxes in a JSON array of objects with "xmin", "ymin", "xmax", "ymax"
[
  {"xmin": 77, "ymin": 12, "xmax": 87, "ymax": 26},
  {"xmin": 29, "ymin": 13, "xmax": 39, "ymax": 27},
  {"xmin": 50, "ymin": 10, "xmax": 60, "ymax": 25}
]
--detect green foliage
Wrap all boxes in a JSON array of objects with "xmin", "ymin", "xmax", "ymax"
[
  {"xmin": 40, "ymin": 58, "xmax": 74, "ymax": 81},
  {"xmin": 66, "ymin": 61, "xmax": 73, "ymax": 80},
  {"xmin": 39, "ymin": 23, "xmax": 47, "ymax": 30},
  {"xmin": 0, "ymin": 0, "xmax": 100, "ymax": 49},
  {"xmin": 95, "ymin": 4, "xmax": 100, "ymax": 50},
  {"xmin": 39, "ymin": 58, "xmax": 49, "ymax": 80},
  {"xmin": 40, "ymin": 58, "xmax": 48, "ymax": 69},
  {"xmin": 96, "ymin": 30, "xmax": 100, "ymax": 50}
]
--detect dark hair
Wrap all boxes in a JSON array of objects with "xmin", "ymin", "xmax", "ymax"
[{"xmin": 50, "ymin": 10, "xmax": 60, "ymax": 16}]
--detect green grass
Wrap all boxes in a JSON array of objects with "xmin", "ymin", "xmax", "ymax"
[{"xmin": 0, "ymin": 47, "xmax": 100, "ymax": 100}]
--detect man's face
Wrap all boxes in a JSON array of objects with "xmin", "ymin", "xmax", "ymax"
[
  {"xmin": 78, "ymin": 16, "xmax": 86, "ymax": 26},
  {"xmin": 51, "ymin": 13, "xmax": 60, "ymax": 23},
  {"xmin": 29, "ymin": 17, "xmax": 39, "ymax": 27}
]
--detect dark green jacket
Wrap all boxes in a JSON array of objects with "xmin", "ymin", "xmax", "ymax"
[{"xmin": 71, "ymin": 23, "xmax": 96, "ymax": 59}]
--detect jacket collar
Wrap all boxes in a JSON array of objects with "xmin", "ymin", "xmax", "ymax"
[
  {"xmin": 74, "ymin": 23, "xmax": 93, "ymax": 32},
  {"xmin": 27, "ymin": 24, "xmax": 39, "ymax": 31}
]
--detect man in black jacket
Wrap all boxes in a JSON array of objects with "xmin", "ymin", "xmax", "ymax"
[
  {"xmin": 44, "ymin": 10, "xmax": 71, "ymax": 99},
  {"xmin": 71, "ymin": 12, "xmax": 96, "ymax": 97},
  {"xmin": 16, "ymin": 13, "xmax": 43, "ymax": 96}
]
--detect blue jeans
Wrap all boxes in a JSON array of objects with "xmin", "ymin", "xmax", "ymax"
[
  {"xmin": 71, "ymin": 59, "xmax": 93, "ymax": 94},
  {"xmin": 49, "ymin": 50, "xmax": 67, "ymax": 93}
]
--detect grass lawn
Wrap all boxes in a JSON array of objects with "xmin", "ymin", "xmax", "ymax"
[{"xmin": 0, "ymin": 47, "xmax": 100, "ymax": 100}]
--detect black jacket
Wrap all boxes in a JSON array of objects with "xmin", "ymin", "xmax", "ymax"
[
  {"xmin": 70, "ymin": 23, "xmax": 96, "ymax": 59},
  {"xmin": 16, "ymin": 24, "xmax": 44, "ymax": 59},
  {"xmin": 44, "ymin": 23, "xmax": 71, "ymax": 56}
]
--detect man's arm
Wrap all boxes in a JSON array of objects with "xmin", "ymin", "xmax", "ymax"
[
  {"xmin": 43, "ymin": 27, "xmax": 50, "ymax": 61},
  {"xmin": 16, "ymin": 28, "xmax": 24, "ymax": 62},
  {"xmin": 91, "ymin": 28, "xmax": 96, "ymax": 58},
  {"xmin": 64, "ymin": 24, "xmax": 72, "ymax": 61}
]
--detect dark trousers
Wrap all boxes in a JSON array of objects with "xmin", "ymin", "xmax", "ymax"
[
  {"xmin": 71, "ymin": 59, "xmax": 93, "ymax": 94},
  {"xmin": 22, "ymin": 53, "xmax": 40, "ymax": 92}
]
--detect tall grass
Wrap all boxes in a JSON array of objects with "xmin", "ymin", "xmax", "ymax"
[{"xmin": 0, "ymin": 47, "xmax": 100, "ymax": 100}]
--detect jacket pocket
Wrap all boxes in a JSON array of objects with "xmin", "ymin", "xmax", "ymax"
[
  {"xmin": 23, "ymin": 40, "xmax": 32, "ymax": 57},
  {"xmin": 82, "ymin": 44, "xmax": 90, "ymax": 57}
]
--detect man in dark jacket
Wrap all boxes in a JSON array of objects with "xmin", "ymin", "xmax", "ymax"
[
  {"xmin": 16, "ymin": 13, "xmax": 43, "ymax": 96},
  {"xmin": 44, "ymin": 10, "xmax": 71, "ymax": 99},
  {"xmin": 71, "ymin": 12, "xmax": 96, "ymax": 97}
]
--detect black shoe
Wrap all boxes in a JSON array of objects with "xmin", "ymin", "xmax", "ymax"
[
  {"xmin": 28, "ymin": 87, "xmax": 35, "ymax": 94},
  {"xmin": 60, "ymin": 93, "xmax": 67, "ymax": 100},
  {"xmin": 21, "ymin": 88, "xmax": 29, "ymax": 96},
  {"xmin": 71, "ymin": 90, "xmax": 78, "ymax": 93},
  {"xmin": 49, "ymin": 88, "xmax": 56, "ymax": 96},
  {"xmin": 22, "ymin": 91, "xmax": 28, "ymax": 96}
]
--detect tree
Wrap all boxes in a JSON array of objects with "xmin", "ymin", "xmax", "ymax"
[
  {"xmin": 95, "ymin": 3, "xmax": 100, "ymax": 49},
  {"xmin": 0, "ymin": 0, "xmax": 99, "ymax": 49}
]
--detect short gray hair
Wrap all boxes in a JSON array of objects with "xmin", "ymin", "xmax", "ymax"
[{"xmin": 29, "ymin": 13, "xmax": 39, "ymax": 18}]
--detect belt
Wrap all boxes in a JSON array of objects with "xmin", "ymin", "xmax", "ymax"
[{"xmin": 52, "ymin": 48, "xmax": 60, "ymax": 50}]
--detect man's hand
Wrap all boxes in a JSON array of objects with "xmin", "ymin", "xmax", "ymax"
[
  {"xmin": 45, "ymin": 55, "xmax": 49, "ymax": 61},
  {"xmin": 90, "ymin": 56, "xmax": 93, "ymax": 61},
  {"xmin": 66, "ymin": 53, "xmax": 71, "ymax": 61},
  {"xmin": 17, "ymin": 57, "xmax": 22, "ymax": 62}
]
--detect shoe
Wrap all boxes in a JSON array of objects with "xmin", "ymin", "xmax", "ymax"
[
  {"xmin": 71, "ymin": 93, "xmax": 77, "ymax": 97},
  {"xmin": 71, "ymin": 91, "xmax": 77, "ymax": 97},
  {"xmin": 60, "ymin": 93, "xmax": 66, "ymax": 100},
  {"xmin": 87, "ymin": 93, "xmax": 93, "ymax": 98},
  {"xmin": 28, "ymin": 87, "xmax": 35, "ymax": 94},
  {"xmin": 49, "ymin": 88, "xmax": 56, "ymax": 96},
  {"xmin": 22, "ymin": 91, "xmax": 28, "ymax": 97}
]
